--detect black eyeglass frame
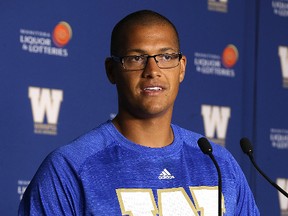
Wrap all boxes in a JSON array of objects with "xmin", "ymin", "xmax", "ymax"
[{"xmin": 110, "ymin": 52, "xmax": 183, "ymax": 70}]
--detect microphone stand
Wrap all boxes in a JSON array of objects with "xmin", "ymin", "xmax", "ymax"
[
  {"xmin": 247, "ymin": 151, "xmax": 288, "ymax": 198},
  {"xmin": 208, "ymin": 153, "xmax": 222, "ymax": 216},
  {"xmin": 240, "ymin": 137, "xmax": 288, "ymax": 198},
  {"xmin": 198, "ymin": 137, "xmax": 222, "ymax": 216}
]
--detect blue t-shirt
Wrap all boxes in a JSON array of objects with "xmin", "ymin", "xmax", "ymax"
[{"xmin": 19, "ymin": 120, "xmax": 260, "ymax": 215}]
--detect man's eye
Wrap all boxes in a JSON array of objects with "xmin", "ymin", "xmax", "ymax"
[
  {"xmin": 162, "ymin": 54, "xmax": 173, "ymax": 61},
  {"xmin": 128, "ymin": 56, "xmax": 144, "ymax": 62}
]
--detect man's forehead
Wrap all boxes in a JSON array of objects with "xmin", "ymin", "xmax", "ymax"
[
  {"xmin": 116, "ymin": 33, "xmax": 179, "ymax": 55},
  {"xmin": 111, "ymin": 22, "xmax": 179, "ymax": 55},
  {"xmin": 119, "ymin": 23, "xmax": 177, "ymax": 41}
]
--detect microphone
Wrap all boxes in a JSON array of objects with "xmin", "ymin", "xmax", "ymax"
[
  {"xmin": 197, "ymin": 137, "xmax": 222, "ymax": 216},
  {"xmin": 240, "ymin": 137, "xmax": 288, "ymax": 198}
]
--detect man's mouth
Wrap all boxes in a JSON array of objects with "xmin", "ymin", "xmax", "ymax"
[{"xmin": 143, "ymin": 87, "xmax": 163, "ymax": 91}]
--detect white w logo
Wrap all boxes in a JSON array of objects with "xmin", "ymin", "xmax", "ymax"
[
  {"xmin": 279, "ymin": 46, "xmax": 288, "ymax": 87},
  {"xmin": 117, "ymin": 187, "xmax": 225, "ymax": 216},
  {"xmin": 277, "ymin": 178, "xmax": 288, "ymax": 213},
  {"xmin": 28, "ymin": 87, "xmax": 63, "ymax": 124},
  {"xmin": 212, "ymin": 0, "xmax": 227, "ymax": 2},
  {"xmin": 201, "ymin": 105, "xmax": 231, "ymax": 143}
]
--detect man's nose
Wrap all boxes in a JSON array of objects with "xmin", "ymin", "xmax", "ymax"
[{"xmin": 142, "ymin": 57, "xmax": 161, "ymax": 78}]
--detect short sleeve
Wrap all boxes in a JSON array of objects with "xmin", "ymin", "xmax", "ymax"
[{"xmin": 18, "ymin": 151, "xmax": 84, "ymax": 216}]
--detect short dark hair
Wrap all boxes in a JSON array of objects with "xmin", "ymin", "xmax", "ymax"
[{"xmin": 110, "ymin": 10, "xmax": 180, "ymax": 55}]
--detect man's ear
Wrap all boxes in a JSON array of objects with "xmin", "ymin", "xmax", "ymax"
[
  {"xmin": 105, "ymin": 57, "xmax": 116, "ymax": 84},
  {"xmin": 179, "ymin": 55, "xmax": 187, "ymax": 83}
]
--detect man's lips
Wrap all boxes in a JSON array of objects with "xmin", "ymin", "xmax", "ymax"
[
  {"xmin": 143, "ymin": 86, "xmax": 163, "ymax": 91},
  {"xmin": 140, "ymin": 84, "xmax": 166, "ymax": 95}
]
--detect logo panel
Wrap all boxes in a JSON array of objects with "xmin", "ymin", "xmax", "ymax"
[
  {"xmin": 194, "ymin": 45, "xmax": 238, "ymax": 78},
  {"xmin": 17, "ymin": 180, "xmax": 30, "ymax": 200},
  {"xmin": 208, "ymin": 0, "xmax": 228, "ymax": 13},
  {"xmin": 201, "ymin": 104, "xmax": 231, "ymax": 146},
  {"xmin": 270, "ymin": 128, "xmax": 288, "ymax": 149},
  {"xmin": 19, "ymin": 21, "xmax": 72, "ymax": 57},
  {"xmin": 272, "ymin": 1, "xmax": 288, "ymax": 17},
  {"xmin": 279, "ymin": 46, "xmax": 288, "ymax": 88},
  {"xmin": 28, "ymin": 86, "xmax": 63, "ymax": 135},
  {"xmin": 276, "ymin": 178, "xmax": 288, "ymax": 215}
]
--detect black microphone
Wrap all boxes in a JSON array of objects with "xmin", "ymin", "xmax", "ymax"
[
  {"xmin": 197, "ymin": 137, "xmax": 222, "ymax": 216},
  {"xmin": 240, "ymin": 137, "xmax": 288, "ymax": 198}
]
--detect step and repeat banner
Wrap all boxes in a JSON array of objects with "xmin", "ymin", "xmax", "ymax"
[
  {"xmin": 254, "ymin": 0, "xmax": 288, "ymax": 215},
  {"xmin": 0, "ymin": 0, "xmax": 287, "ymax": 215}
]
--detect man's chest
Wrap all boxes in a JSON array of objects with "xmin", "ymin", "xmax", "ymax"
[{"xmin": 80, "ymin": 159, "xmax": 236, "ymax": 215}]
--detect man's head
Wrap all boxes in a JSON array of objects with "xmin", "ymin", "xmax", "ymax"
[
  {"xmin": 105, "ymin": 10, "xmax": 186, "ymax": 119},
  {"xmin": 110, "ymin": 10, "xmax": 180, "ymax": 56}
]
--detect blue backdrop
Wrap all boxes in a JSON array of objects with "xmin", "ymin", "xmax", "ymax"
[{"xmin": 1, "ymin": 0, "xmax": 288, "ymax": 215}]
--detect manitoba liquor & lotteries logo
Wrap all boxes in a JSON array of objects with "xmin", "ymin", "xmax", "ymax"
[{"xmin": 19, "ymin": 21, "xmax": 72, "ymax": 57}]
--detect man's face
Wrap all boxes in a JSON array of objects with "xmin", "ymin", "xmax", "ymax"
[{"xmin": 107, "ymin": 23, "xmax": 186, "ymax": 119}]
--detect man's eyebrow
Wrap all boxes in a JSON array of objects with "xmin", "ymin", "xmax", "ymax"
[
  {"xmin": 125, "ymin": 49, "xmax": 146, "ymax": 54},
  {"xmin": 125, "ymin": 47, "xmax": 178, "ymax": 54},
  {"xmin": 159, "ymin": 47, "xmax": 178, "ymax": 52}
]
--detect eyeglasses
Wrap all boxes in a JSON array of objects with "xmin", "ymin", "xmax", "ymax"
[{"xmin": 111, "ymin": 53, "xmax": 182, "ymax": 71}]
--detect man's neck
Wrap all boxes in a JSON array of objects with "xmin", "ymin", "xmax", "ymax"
[{"xmin": 112, "ymin": 114, "xmax": 174, "ymax": 148}]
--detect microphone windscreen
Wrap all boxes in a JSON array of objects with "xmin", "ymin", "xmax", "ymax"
[
  {"xmin": 197, "ymin": 137, "xmax": 212, "ymax": 154},
  {"xmin": 240, "ymin": 137, "xmax": 253, "ymax": 154}
]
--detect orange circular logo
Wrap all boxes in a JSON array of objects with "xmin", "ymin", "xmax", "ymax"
[
  {"xmin": 52, "ymin": 21, "xmax": 72, "ymax": 47},
  {"xmin": 222, "ymin": 44, "xmax": 238, "ymax": 68}
]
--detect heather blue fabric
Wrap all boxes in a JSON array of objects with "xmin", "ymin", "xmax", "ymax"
[{"xmin": 19, "ymin": 120, "xmax": 259, "ymax": 215}]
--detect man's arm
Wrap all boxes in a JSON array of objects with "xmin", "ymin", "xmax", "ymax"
[{"xmin": 18, "ymin": 151, "xmax": 84, "ymax": 216}]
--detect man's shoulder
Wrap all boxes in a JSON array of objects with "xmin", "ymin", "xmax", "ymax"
[
  {"xmin": 172, "ymin": 124, "xmax": 203, "ymax": 144},
  {"xmin": 172, "ymin": 124, "xmax": 231, "ymax": 157},
  {"xmin": 48, "ymin": 120, "xmax": 115, "ymax": 169}
]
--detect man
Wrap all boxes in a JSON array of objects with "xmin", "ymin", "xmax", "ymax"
[{"xmin": 19, "ymin": 10, "xmax": 260, "ymax": 215}]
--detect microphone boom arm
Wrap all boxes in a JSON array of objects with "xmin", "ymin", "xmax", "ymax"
[
  {"xmin": 248, "ymin": 153, "xmax": 288, "ymax": 198},
  {"xmin": 208, "ymin": 153, "xmax": 223, "ymax": 215},
  {"xmin": 197, "ymin": 137, "xmax": 223, "ymax": 216},
  {"xmin": 240, "ymin": 137, "xmax": 288, "ymax": 198}
]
